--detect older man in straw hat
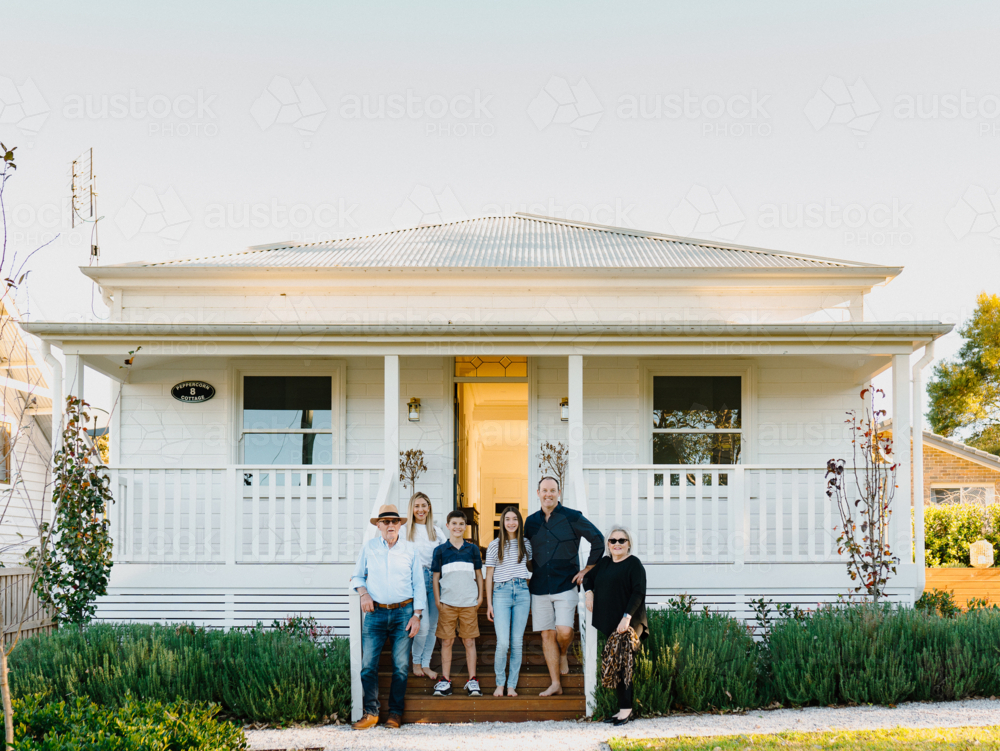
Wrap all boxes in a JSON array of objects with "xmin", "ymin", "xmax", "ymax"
[{"xmin": 350, "ymin": 504, "xmax": 426, "ymax": 730}]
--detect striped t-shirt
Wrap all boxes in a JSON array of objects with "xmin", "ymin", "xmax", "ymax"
[
  {"xmin": 485, "ymin": 538, "xmax": 533, "ymax": 584},
  {"xmin": 431, "ymin": 540, "xmax": 483, "ymax": 608}
]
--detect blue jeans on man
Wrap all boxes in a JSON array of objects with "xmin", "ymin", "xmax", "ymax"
[
  {"xmin": 360, "ymin": 603, "xmax": 413, "ymax": 717},
  {"xmin": 492, "ymin": 578, "xmax": 530, "ymax": 691}
]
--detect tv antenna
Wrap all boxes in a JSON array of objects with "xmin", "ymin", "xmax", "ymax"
[{"xmin": 70, "ymin": 147, "xmax": 101, "ymax": 264}]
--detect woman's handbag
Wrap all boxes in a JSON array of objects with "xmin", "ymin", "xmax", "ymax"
[{"xmin": 600, "ymin": 628, "xmax": 641, "ymax": 689}]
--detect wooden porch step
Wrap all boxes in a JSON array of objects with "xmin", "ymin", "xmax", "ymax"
[
  {"xmin": 378, "ymin": 694, "xmax": 585, "ymax": 723},
  {"xmin": 381, "ymin": 675, "xmax": 586, "ymax": 692}
]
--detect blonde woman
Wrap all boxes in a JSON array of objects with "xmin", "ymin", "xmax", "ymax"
[
  {"xmin": 583, "ymin": 527, "xmax": 647, "ymax": 726},
  {"xmin": 407, "ymin": 492, "xmax": 445, "ymax": 678}
]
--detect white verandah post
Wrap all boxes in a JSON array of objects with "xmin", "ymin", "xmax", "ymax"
[
  {"xmin": 350, "ymin": 354, "xmax": 399, "ymax": 722},
  {"xmin": 891, "ymin": 354, "xmax": 912, "ymax": 589},
  {"xmin": 568, "ymin": 355, "xmax": 597, "ymax": 716}
]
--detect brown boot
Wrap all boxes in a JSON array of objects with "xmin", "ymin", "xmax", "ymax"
[
  {"xmin": 385, "ymin": 713, "xmax": 403, "ymax": 728},
  {"xmin": 352, "ymin": 713, "xmax": 379, "ymax": 730}
]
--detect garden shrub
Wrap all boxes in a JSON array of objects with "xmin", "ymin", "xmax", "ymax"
[
  {"xmin": 923, "ymin": 502, "xmax": 1000, "ymax": 567},
  {"xmin": 915, "ymin": 587, "xmax": 960, "ymax": 618},
  {"xmin": 8, "ymin": 622, "xmax": 350, "ymax": 724},
  {"xmin": 594, "ymin": 606, "xmax": 758, "ymax": 717},
  {"xmin": 0, "ymin": 693, "xmax": 245, "ymax": 751}
]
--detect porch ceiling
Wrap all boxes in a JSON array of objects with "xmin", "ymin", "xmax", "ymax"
[{"xmin": 23, "ymin": 320, "xmax": 953, "ymax": 359}]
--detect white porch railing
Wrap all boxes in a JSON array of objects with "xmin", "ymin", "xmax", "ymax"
[
  {"xmin": 107, "ymin": 465, "xmax": 383, "ymax": 564},
  {"xmin": 583, "ymin": 465, "xmax": 845, "ymax": 564}
]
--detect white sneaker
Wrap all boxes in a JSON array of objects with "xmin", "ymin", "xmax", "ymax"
[
  {"xmin": 433, "ymin": 679, "xmax": 453, "ymax": 696},
  {"xmin": 465, "ymin": 677, "xmax": 482, "ymax": 697}
]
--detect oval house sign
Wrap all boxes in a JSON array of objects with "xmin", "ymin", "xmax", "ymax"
[{"xmin": 171, "ymin": 381, "xmax": 216, "ymax": 403}]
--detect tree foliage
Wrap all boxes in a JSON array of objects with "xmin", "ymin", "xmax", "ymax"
[
  {"xmin": 928, "ymin": 292, "xmax": 1000, "ymax": 456},
  {"xmin": 826, "ymin": 387, "xmax": 899, "ymax": 603},
  {"xmin": 26, "ymin": 397, "xmax": 114, "ymax": 626}
]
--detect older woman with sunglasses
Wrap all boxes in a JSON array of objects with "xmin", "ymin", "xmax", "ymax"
[{"xmin": 583, "ymin": 527, "xmax": 647, "ymax": 726}]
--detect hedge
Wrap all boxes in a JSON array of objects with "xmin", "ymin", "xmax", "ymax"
[
  {"xmin": 8, "ymin": 621, "xmax": 351, "ymax": 724},
  {"xmin": 0, "ymin": 694, "xmax": 246, "ymax": 751},
  {"xmin": 594, "ymin": 600, "xmax": 1000, "ymax": 719},
  {"xmin": 923, "ymin": 502, "xmax": 1000, "ymax": 567}
]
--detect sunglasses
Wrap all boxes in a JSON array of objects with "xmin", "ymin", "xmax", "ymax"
[{"xmin": 608, "ymin": 537, "xmax": 628, "ymax": 545}]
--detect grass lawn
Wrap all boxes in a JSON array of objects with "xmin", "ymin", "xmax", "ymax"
[{"xmin": 608, "ymin": 726, "xmax": 1000, "ymax": 750}]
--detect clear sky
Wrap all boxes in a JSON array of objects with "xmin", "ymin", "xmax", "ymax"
[{"xmin": 2, "ymin": 0, "xmax": 997, "ymax": 416}]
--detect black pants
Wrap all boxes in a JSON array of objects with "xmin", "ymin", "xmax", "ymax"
[{"xmin": 616, "ymin": 681, "xmax": 633, "ymax": 710}]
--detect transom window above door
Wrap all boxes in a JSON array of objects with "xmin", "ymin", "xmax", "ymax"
[
  {"xmin": 652, "ymin": 375, "xmax": 742, "ymax": 465},
  {"xmin": 455, "ymin": 356, "xmax": 527, "ymax": 378},
  {"xmin": 241, "ymin": 376, "xmax": 333, "ymax": 465}
]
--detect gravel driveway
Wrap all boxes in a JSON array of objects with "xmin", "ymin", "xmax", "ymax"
[{"xmin": 246, "ymin": 698, "xmax": 1000, "ymax": 751}]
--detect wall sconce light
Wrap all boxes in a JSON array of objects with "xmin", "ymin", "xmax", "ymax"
[
  {"xmin": 407, "ymin": 398, "xmax": 421, "ymax": 422},
  {"xmin": 560, "ymin": 397, "xmax": 569, "ymax": 422}
]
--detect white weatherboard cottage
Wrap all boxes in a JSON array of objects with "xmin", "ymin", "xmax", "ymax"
[{"xmin": 23, "ymin": 213, "xmax": 951, "ymax": 716}]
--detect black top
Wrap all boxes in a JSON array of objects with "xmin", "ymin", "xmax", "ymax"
[
  {"xmin": 582, "ymin": 554, "xmax": 648, "ymax": 639},
  {"xmin": 524, "ymin": 503, "xmax": 605, "ymax": 595}
]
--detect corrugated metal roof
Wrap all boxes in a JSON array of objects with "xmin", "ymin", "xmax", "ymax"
[{"xmin": 146, "ymin": 213, "xmax": 874, "ymax": 270}]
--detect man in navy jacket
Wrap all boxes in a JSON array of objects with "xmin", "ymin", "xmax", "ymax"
[{"xmin": 524, "ymin": 476, "xmax": 604, "ymax": 697}]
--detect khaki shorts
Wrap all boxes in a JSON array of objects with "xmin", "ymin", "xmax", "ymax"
[
  {"xmin": 436, "ymin": 603, "xmax": 480, "ymax": 640},
  {"xmin": 531, "ymin": 590, "xmax": 578, "ymax": 631}
]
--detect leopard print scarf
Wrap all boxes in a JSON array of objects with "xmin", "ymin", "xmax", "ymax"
[{"xmin": 600, "ymin": 628, "xmax": 641, "ymax": 689}]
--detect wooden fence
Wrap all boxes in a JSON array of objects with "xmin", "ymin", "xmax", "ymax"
[
  {"xmin": 925, "ymin": 568, "xmax": 1000, "ymax": 609},
  {"xmin": 0, "ymin": 566, "xmax": 53, "ymax": 645}
]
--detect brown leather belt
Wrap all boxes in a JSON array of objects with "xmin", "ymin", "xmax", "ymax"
[{"xmin": 373, "ymin": 598, "xmax": 413, "ymax": 610}]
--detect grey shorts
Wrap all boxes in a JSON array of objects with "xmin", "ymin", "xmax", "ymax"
[{"xmin": 531, "ymin": 589, "xmax": 578, "ymax": 631}]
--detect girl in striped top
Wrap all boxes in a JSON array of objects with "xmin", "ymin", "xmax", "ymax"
[{"xmin": 485, "ymin": 506, "xmax": 532, "ymax": 696}]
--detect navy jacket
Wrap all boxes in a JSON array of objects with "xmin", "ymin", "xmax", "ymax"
[{"xmin": 524, "ymin": 503, "xmax": 604, "ymax": 596}]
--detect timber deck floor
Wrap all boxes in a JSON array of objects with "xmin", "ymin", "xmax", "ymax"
[{"xmin": 375, "ymin": 606, "xmax": 586, "ymax": 723}]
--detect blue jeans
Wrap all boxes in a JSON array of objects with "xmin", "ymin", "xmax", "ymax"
[
  {"xmin": 411, "ymin": 568, "xmax": 439, "ymax": 668},
  {"xmin": 492, "ymin": 578, "xmax": 530, "ymax": 691},
  {"xmin": 360, "ymin": 603, "xmax": 412, "ymax": 717}
]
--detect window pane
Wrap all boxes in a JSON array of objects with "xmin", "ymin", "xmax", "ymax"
[
  {"xmin": 653, "ymin": 433, "xmax": 741, "ymax": 465},
  {"xmin": 963, "ymin": 487, "xmax": 991, "ymax": 505},
  {"xmin": 243, "ymin": 376, "xmax": 332, "ymax": 430},
  {"xmin": 243, "ymin": 433, "xmax": 334, "ymax": 465},
  {"xmin": 653, "ymin": 376, "xmax": 741, "ymax": 430},
  {"xmin": 931, "ymin": 487, "xmax": 963, "ymax": 504}
]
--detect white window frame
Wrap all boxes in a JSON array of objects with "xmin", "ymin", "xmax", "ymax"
[
  {"xmin": 929, "ymin": 483, "xmax": 996, "ymax": 505},
  {"xmin": 231, "ymin": 360, "xmax": 346, "ymax": 466},
  {"xmin": 642, "ymin": 360, "xmax": 755, "ymax": 465}
]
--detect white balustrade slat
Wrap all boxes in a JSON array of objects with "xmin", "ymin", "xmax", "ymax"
[
  {"xmin": 775, "ymin": 470, "xmax": 784, "ymax": 562},
  {"xmin": 157, "ymin": 470, "xmax": 167, "ymax": 560},
  {"xmin": 188, "ymin": 469, "xmax": 198, "ymax": 561},
  {"xmin": 758, "ymin": 471, "xmax": 766, "ymax": 560},
  {"xmin": 141, "ymin": 470, "xmax": 151, "ymax": 562},
  {"xmin": 694, "ymin": 471, "xmax": 703, "ymax": 560},
  {"xmin": 824, "ymin": 469, "xmax": 832, "ymax": 560},
  {"xmin": 807, "ymin": 471, "xmax": 816, "ymax": 560},
  {"xmin": 663, "ymin": 473, "xmax": 671, "ymax": 562},
  {"xmin": 614, "ymin": 470, "xmax": 624, "ymax": 527},
  {"xmin": 314, "ymin": 471, "xmax": 323, "ymax": 563},
  {"xmin": 283, "ymin": 469, "xmax": 292, "ymax": 562},
  {"xmin": 645, "ymin": 470, "xmax": 655, "ymax": 561},
  {"xmin": 251, "ymin": 472, "xmax": 261, "ymax": 561},
  {"xmin": 629, "ymin": 469, "xmax": 639, "ymax": 538},
  {"xmin": 598, "ymin": 471, "xmax": 607, "ymax": 535},
  {"xmin": 711, "ymin": 470, "xmax": 720, "ymax": 559},
  {"xmin": 679, "ymin": 474, "xmax": 688, "ymax": 563},
  {"xmin": 299, "ymin": 470, "xmax": 308, "ymax": 561},
  {"xmin": 791, "ymin": 470, "xmax": 800, "ymax": 561}
]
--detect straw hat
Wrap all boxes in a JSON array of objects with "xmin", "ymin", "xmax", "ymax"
[{"xmin": 370, "ymin": 504, "xmax": 407, "ymax": 526}]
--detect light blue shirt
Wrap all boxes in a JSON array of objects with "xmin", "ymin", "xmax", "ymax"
[{"xmin": 350, "ymin": 535, "xmax": 427, "ymax": 612}]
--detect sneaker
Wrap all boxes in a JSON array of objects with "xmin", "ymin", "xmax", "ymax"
[
  {"xmin": 465, "ymin": 677, "xmax": 482, "ymax": 697},
  {"xmin": 433, "ymin": 678, "xmax": 453, "ymax": 696}
]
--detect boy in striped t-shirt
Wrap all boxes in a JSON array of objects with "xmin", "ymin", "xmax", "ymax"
[{"xmin": 431, "ymin": 509, "xmax": 484, "ymax": 697}]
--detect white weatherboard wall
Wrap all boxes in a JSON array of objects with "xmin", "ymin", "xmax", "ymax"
[{"xmin": 0, "ymin": 389, "xmax": 51, "ymax": 564}]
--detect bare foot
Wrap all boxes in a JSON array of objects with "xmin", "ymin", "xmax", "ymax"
[
  {"xmin": 560, "ymin": 654, "xmax": 570, "ymax": 675},
  {"xmin": 423, "ymin": 667, "xmax": 438, "ymax": 680},
  {"xmin": 413, "ymin": 664, "xmax": 424, "ymax": 677},
  {"xmin": 539, "ymin": 683, "xmax": 563, "ymax": 697},
  {"xmin": 506, "ymin": 688, "xmax": 518, "ymax": 697},
  {"xmin": 493, "ymin": 685, "xmax": 504, "ymax": 697}
]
